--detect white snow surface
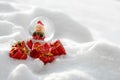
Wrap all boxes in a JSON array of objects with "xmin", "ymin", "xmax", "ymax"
[{"xmin": 0, "ymin": 1, "xmax": 120, "ymax": 80}]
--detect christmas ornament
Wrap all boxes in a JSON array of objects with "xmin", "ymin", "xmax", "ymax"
[
  {"xmin": 9, "ymin": 41, "xmax": 28, "ymax": 60},
  {"xmin": 29, "ymin": 16, "xmax": 54, "ymax": 41},
  {"xmin": 9, "ymin": 17, "xmax": 66, "ymax": 64},
  {"xmin": 50, "ymin": 40, "xmax": 66, "ymax": 56}
]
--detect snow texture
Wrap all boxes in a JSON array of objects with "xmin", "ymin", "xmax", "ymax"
[{"xmin": 0, "ymin": 1, "xmax": 120, "ymax": 80}]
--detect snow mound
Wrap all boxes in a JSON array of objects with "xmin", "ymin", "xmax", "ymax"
[
  {"xmin": 8, "ymin": 64, "xmax": 38, "ymax": 80},
  {"xmin": 84, "ymin": 41, "xmax": 120, "ymax": 64},
  {"xmin": 72, "ymin": 41, "xmax": 120, "ymax": 80},
  {"xmin": 44, "ymin": 69, "xmax": 95, "ymax": 80},
  {"xmin": 28, "ymin": 59, "xmax": 44, "ymax": 73}
]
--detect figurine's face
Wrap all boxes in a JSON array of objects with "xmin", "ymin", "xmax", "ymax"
[{"xmin": 35, "ymin": 24, "xmax": 44, "ymax": 32}]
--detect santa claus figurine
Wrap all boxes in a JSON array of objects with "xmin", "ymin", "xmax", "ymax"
[{"xmin": 32, "ymin": 20, "xmax": 45, "ymax": 40}]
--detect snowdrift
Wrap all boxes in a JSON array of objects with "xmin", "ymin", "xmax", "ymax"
[{"xmin": 0, "ymin": 2, "xmax": 120, "ymax": 80}]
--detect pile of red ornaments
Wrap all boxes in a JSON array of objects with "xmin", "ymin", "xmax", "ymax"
[{"xmin": 9, "ymin": 40, "xmax": 66, "ymax": 64}]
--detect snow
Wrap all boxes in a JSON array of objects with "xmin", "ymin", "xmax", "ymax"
[
  {"xmin": 0, "ymin": 0, "xmax": 120, "ymax": 80},
  {"xmin": 43, "ymin": 70, "xmax": 95, "ymax": 80},
  {"xmin": 28, "ymin": 59, "xmax": 44, "ymax": 73},
  {"xmin": 8, "ymin": 64, "xmax": 38, "ymax": 80}
]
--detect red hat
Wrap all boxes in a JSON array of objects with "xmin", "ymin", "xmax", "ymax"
[{"xmin": 37, "ymin": 20, "xmax": 44, "ymax": 26}]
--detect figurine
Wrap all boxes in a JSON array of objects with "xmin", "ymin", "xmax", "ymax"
[{"xmin": 32, "ymin": 20, "xmax": 45, "ymax": 40}]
